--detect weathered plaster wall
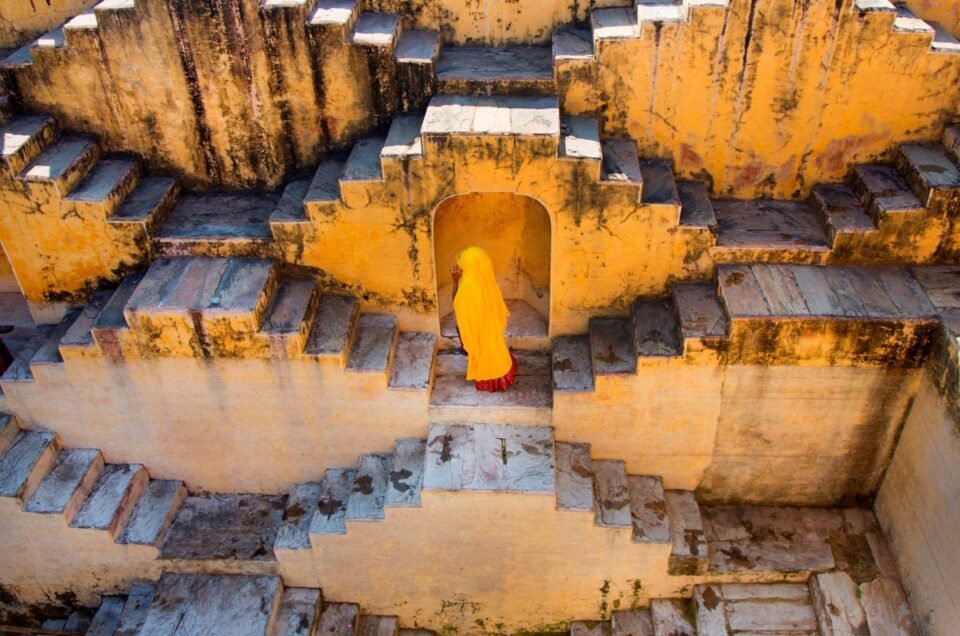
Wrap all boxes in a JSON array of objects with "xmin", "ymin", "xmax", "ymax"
[
  {"xmin": 875, "ymin": 369, "xmax": 960, "ymax": 635},
  {"xmin": 906, "ymin": 0, "xmax": 960, "ymax": 37},
  {"xmin": 0, "ymin": 0, "xmax": 96, "ymax": 48}
]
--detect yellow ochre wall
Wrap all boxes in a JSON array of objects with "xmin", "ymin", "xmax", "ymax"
[
  {"xmin": 0, "ymin": 0, "xmax": 96, "ymax": 48},
  {"xmin": 906, "ymin": 0, "xmax": 960, "ymax": 36}
]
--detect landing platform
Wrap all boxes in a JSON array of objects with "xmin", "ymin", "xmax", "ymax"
[
  {"xmin": 713, "ymin": 200, "xmax": 830, "ymax": 263},
  {"xmin": 153, "ymin": 192, "xmax": 277, "ymax": 257},
  {"xmin": 441, "ymin": 298, "xmax": 548, "ymax": 349}
]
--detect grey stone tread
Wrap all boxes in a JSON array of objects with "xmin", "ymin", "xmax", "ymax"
[
  {"xmin": 591, "ymin": 459, "xmax": 631, "ymax": 528},
  {"xmin": 0, "ymin": 430, "xmax": 57, "ymax": 498},
  {"xmin": 208, "ymin": 259, "xmax": 275, "ymax": 314},
  {"xmin": 358, "ymin": 615, "xmax": 399, "ymax": 636},
  {"xmin": 275, "ymin": 482, "xmax": 323, "ymax": 550},
  {"xmin": 20, "ymin": 135, "xmax": 96, "ymax": 182},
  {"xmin": 555, "ymin": 441, "xmax": 593, "ymax": 511},
  {"xmin": 560, "ymin": 115, "xmax": 602, "ymax": 160},
  {"xmin": 430, "ymin": 371, "xmax": 553, "ymax": 409},
  {"xmin": 423, "ymin": 423, "xmax": 554, "ymax": 493},
  {"xmin": 944, "ymin": 124, "xmax": 960, "ymax": 165},
  {"xmin": 552, "ymin": 335, "xmax": 595, "ymax": 393},
  {"xmin": 0, "ymin": 414, "xmax": 17, "ymax": 456},
  {"xmin": 1, "ymin": 43, "xmax": 34, "ymax": 68},
  {"xmin": 845, "ymin": 267, "xmax": 902, "ymax": 317},
  {"xmin": 60, "ymin": 288, "xmax": 115, "ymax": 348},
  {"xmin": 87, "ymin": 596, "xmax": 125, "ymax": 636},
  {"xmin": 611, "ymin": 608, "xmax": 653, "ymax": 635},
  {"xmin": 388, "ymin": 332, "xmax": 436, "ymax": 390},
  {"xmin": 601, "ymin": 140, "xmax": 642, "ymax": 184},
  {"xmin": 852, "ymin": 164, "xmax": 923, "ymax": 214},
  {"xmin": 570, "ymin": 620, "xmax": 611, "ymax": 635},
  {"xmin": 592, "ymin": 8, "xmax": 639, "ymax": 40},
  {"xmin": 273, "ymin": 587, "xmax": 323, "ymax": 636},
  {"xmin": 385, "ymin": 438, "xmax": 426, "ymax": 507},
  {"xmin": 382, "ymin": 115, "xmax": 424, "ymax": 159},
  {"xmin": 1, "ymin": 326, "xmax": 53, "ymax": 382},
  {"xmin": 716, "ymin": 265, "xmax": 771, "ymax": 317},
  {"xmin": 664, "ymin": 490, "xmax": 708, "ymax": 575},
  {"xmin": 310, "ymin": 468, "xmax": 356, "ymax": 535},
  {"xmin": 309, "ymin": 0, "xmax": 358, "ymax": 26},
  {"xmin": 63, "ymin": 157, "xmax": 137, "ymax": 203},
  {"xmin": 899, "ymin": 143, "xmax": 960, "ymax": 192},
  {"xmin": 94, "ymin": 271, "xmax": 144, "ymax": 330},
  {"xmin": 0, "ymin": 115, "xmax": 55, "ymax": 162},
  {"xmin": 553, "ymin": 28, "xmax": 594, "ymax": 60},
  {"xmin": 342, "ymin": 137, "xmax": 385, "ymax": 182},
  {"xmin": 677, "ymin": 180, "xmax": 717, "ymax": 229},
  {"xmin": 589, "ymin": 317, "xmax": 636, "ymax": 375},
  {"xmin": 713, "ymin": 199, "xmax": 829, "ymax": 250},
  {"xmin": 628, "ymin": 475, "xmax": 670, "ymax": 543},
  {"xmin": 693, "ymin": 584, "xmax": 726, "ymax": 636},
  {"xmin": 721, "ymin": 583, "xmax": 817, "ymax": 633},
  {"xmin": 346, "ymin": 313, "xmax": 397, "ymax": 373},
  {"xmin": 115, "ymin": 581, "xmax": 156, "ymax": 636},
  {"xmin": 633, "ymin": 299, "xmax": 682, "ymax": 357},
  {"xmin": 31, "ymin": 308, "xmax": 80, "ymax": 364},
  {"xmin": 434, "ymin": 349, "xmax": 548, "ymax": 376},
  {"xmin": 317, "ymin": 602, "xmax": 360, "ymax": 635},
  {"xmin": 110, "ymin": 177, "xmax": 179, "ymax": 224},
  {"xmin": 305, "ymin": 295, "xmax": 358, "ymax": 358},
  {"xmin": 854, "ymin": 0, "xmax": 895, "ymax": 11},
  {"xmin": 70, "ymin": 463, "xmax": 146, "ymax": 532},
  {"xmin": 305, "ymin": 157, "xmax": 346, "ymax": 204},
  {"xmin": 118, "ymin": 479, "xmax": 186, "ymax": 545},
  {"xmin": 62, "ymin": 608, "xmax": 94, "ymax": 633},
  {"xmin": 751, "ymin": 264, "xmax": 810, "ymax": 315},
  {"xmin": 34, "ymin": 26, "xmax": 66, "ymax": 48},
  {"xmin": 673, "ymin": 283, "xmax": 727, "ymax": 339},
  {"xmin": 24, "ymin": 447, "xmax": 102, "ymax": 515},
  {"xmin": 127, "ymin": 258, "xmax": 219, "ymax": 313},
  {"xmin": 351, "ymin": 12, "xmax": 399, "ymax": 47},
  {"xmin": 97, "ymin": 0, "xmax": 138, "ymax": 9},
  {"xmin": 932, "ymin": 21, "xmax": 960, "ymax": 52},
  {"xmin": 650, "ymin": 599, "xmax": 695, "ymax": 636},
  {"xmin": 640, "ymin": 160, "xmax": 680, "ymax": 205},
  {"xmin": 261, "ymin": 278, "xmax": 316, "ymax": 335},
  {"xmin": 154, "ymin": 192, "xmax": 277, "ymax": 240},
  {"xmin": 421, "ymin": 94, "xmax": 560, "ymax": 137},
  {"xmin": 394, "ymin": 30, "xmax": 440, "ymax": 63},
  {"xmin": 436, "ymin": 47, "xmax": 553, "ymax": 81},
  {"xmin": 860, "ymin": 577, "xmax": 919, "ymax": 635},
  {"xmin": 809, "ymin": 571, "xmax": 868, "ymax": 635},
  {"xmin": 270, "ymin": 179, "xmax": 311, "ymax": 224},
  {"xmin": 441, "ymin": 298, "xmax": 547, "ymax": 341},
  {"xmin": 157, "ymin": 494, "xmax": 285, "ymax": 560},
  {"xmin": 345, "ymin": 453, "xmax": 391, "ymax": 521},
  {"xmin": 812, "ymin": 183, "xmax": 875, "ymax": 233},
  {"xmin": 893, "ymin": 3, "xmax": 933, "ymax": 32},
  {"xmin": 140, "ymin": 573, "xmax": 282, "ymax": 636}
]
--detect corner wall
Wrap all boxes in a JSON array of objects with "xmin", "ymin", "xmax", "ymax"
[{"xmin": 0, "ymin": 1, "xmax": 96, "ymax": 48}]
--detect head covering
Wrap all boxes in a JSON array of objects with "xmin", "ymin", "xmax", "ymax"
[{"xmin": 453, "ymin": 247, "xmax": 513, "ymax": 381}]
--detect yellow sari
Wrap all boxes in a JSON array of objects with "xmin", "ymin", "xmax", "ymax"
[{"xmin": 453, "ymin": 247, "xmax": 514, "ymax": 381}]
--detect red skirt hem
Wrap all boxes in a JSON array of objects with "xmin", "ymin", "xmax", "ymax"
[{"xmin": 475, "ymin": 353, "xmax": 518, "ymax": 393}]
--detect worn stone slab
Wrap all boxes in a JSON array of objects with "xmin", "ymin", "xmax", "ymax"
[
  {"xmin": 788, "ymin": 265, "xmax": 846, "ymax": 316},
  {"xmin": 726, "ymin": 598, "xmax": 817, "ymax": 632},
  {"xmin": 436, "ymin": 47, "xmax": 553, "ymax": 82},
  {"xmin": 346, "ymin": 313, "xmax": 397, "ymax": 373},
  {"xmin": 317, "ymin": 602, "xmax": 360, "ymax": 635},
  {"xmin": 154, "ymin": 192, "xmax": 276, "ymax": 247},
  {"xmin": 899, "ymin": 143, "xmax": 960, "ymax": 203},
  {"xmin": 394, "ymin": 30, "xmax": 440, "ymax": 63},
  {"xmin": 632, "ymin": 298, "xmax": 682, "ymax": 356},
  {"xmin": 673, "ymin": 283, "xmax": 727, "ymax": 339},
  {"xmin": 852, "ymin": 164, "xmax": 923, "ymax": 215},
  {"xmin": 34, "ymin": 25, "xmax": 66, "ymax": 48},
  {"xmin": 591, "ymin": 459, "xmax": 630, "ymax": 528},
  {"xmin": 140, "ymin": 573, "xmax": 281, "ymax": 636},
  {"xmin": 25, "ymin": 448, "xmax": 102, "ymax": 518},
  {"xmin": 382, "ymin": 115, "xmax": 424, "ymax": 159},
  {"xmin": 310, "ymin": 468, "xmax": 356, "ymax": 535},
  {"xmin": 275, "ymin": 482, "xmax": 324, "ymax": 550},
  {"xmin": 64, "ymin": 157, "xmax": 138, "ymax": 206},
  {"xmin": 0, "ymin": 115, "xmax": 56, "ymax": 176},
  {"xmin": 388, "ymin": 332, "xmax": 436, "ymax": 390},
  {"xmin": 721, "ymin": 583, "xmax": 811, "ymax": 600},
  {"xmin": 423, "ymin": 423, "xmax": 554, "ymax": 493},
  {"xmin": 845, "ymin": 267, "xmax": 901, "ymax": 318},
  {"xmin": 0, "ymin": 414, "xmax": 17, "ymax": 456},
  {"xmin": 260, "ymin": 278, "xmax": 316, "ymax": 339},
  {"xmin": 560, "ymin": 115, "xmax": 602, "ymax": 160},
  {"xmin": 932, "ymin": 21, "xmax": 960, "ymax": 52},
  {"xmin": 342, "ymin": 137, "xmax": 385, "ymax": 182},
  {"xmin": 71, "ymin": 463, "xmax": 147, "ymax": 534},
  {"xmin": 308, "ymin": 0, "xmax": 358, "ymax": 26},
  {"xmin": 358, "ymin": 615, "xmax": 399, "ymax": 636},
  {"xmin": 20, "ymin": 135, "xmax": 96, "ymax": 184},
  {"xmin": 422, "ymin": 94, "xmax": 560, "ymax": 137},
  {"xmin": 650, "ymin": 599, "xmax": 695, "ymax": 636},
  {"xmin": 592, "ymin": 8, "xmax": 639, "ymax": 40},
  {"xmin": 305, "ymin": 158, "xmax": 345, "ymax": 206},
  {"xmin": 118, "ymin": 478, "xmax": 186, "ymax": 545},
  {"xmin": 430, "ymin": 372, "xmax": 553, "ymax": 415},
  {"xmin": 87, "ymin": 596, "xmax": 125, "ymax": 636},
  {"xmin": 570, "ymin": 620, "xmax": 612, "ymax": 635},
  {"xmin": 713, "ymin": 199, "xmax": 829, "ymax": 251},
  {"xmin": 92, "ymin": 272, "xmax": 143, "ymax": 354},
  {"xmin": 640, "ymin": 160, "xmax": 680, "ymax": 205},
  {"xmin": 30, "ymin": 308, "xmax": 80, "ymax": 365},
  {"xmin": 273, "ymin": 587, "xmax": 323, "ymax": 636},
  {"xmin": 893, "ymin": 3, "xmax": 934, "ymax": 32},
  {"xmin": 385, "ymin": 438, "xmax": 426, "ymax": 507},
  {"xmin": 854, "ymin": 0, "xmax": 895, "ymax": 11},
  {"xmin": 422, "ymin": 94, "xmax": 478, "ymax": 135},
  {"xmin": 628, "ymin": 475, "xmax": 670, "ymax": 543},
  {"xmin": 305, "ymin": 294, "xmax": 357, "ymax": 359},
  {"xmin": 809, "ymin": 571, "xmax": 868, "ymax": 635},
  {"xmin": 752, "ymin": 264, "xmax": 810, "ymax": 316},
  {"xmin": 0, "ymin": 43, "xmax": 35, "ymax": 69},
  {"xmin": 269, "ymin": 179, "xmax": 311, "ymax": 224},
  {"xmin": 115, "ymin": 581, "xmax": 156, "ymax": 636},
  {"xmin": 717, "ymin": 266, "xmax": 771, "ymax": 317},
  {"xmin": 158, "ymin": 494, "xmax": 285, "ymax": 560},
  {"xmin": 555, "ymin": 441, "xmax": 593, "ymax": 511},
  {"xmin": 611, "ymin": 608, "xmax": 653, "ymax": 635},
  {"xmin": 678, "ymin": 180, "xmax": 717, "ymax": 229},
  {"xmin": 819, "ymin": 267, "xmax": 869, "ymax": 317},
  {"xmin": 552, "ymin": 335, "xmax": 594, "ymax": 393},
  {"xmin": 62, "ymin": 608, "xmax": 94, "ymax": 633},
  {"xmin": 441, "ymin": 298, "xmax": 548, "ymax": 342},
  {"xmin": 0, "ymin": 430, "xmax": 57, "ymax": 499},
  {"xmin": 812, "ymin": 183, "xmax": 875, "ymax": 233},
  {"xmin": 637, "ymin": 0, "xmax": 684, "ymax": 22},
  {"xmin": 589, "ymin": 317, "xmax": 636, "ymax": 375},
  {"xmin": 878, "ymin": 268, "xmax": 937, "ymax": 317},
  {"xmin": 665, "ymin": 490, "xmax": 708, "ymax": 575},
  {"xmin": 693, "ymin": 584, "xmax": 727, "ymax": 635},
  {"xmin": 351, "ymin": 12, "xmax": 399, "ymax": 47},
  {"xmin": 601, "ymin": 140, "xmax": 642, "ymax": 184},
  {"xmin": 60, "ymin": 289, "xmax": 115, "ymax": 350},
  {"xmin": 860, "ymin": 577, "xmax": 919, "ymax": 636},
  {"xmin": 435, "ymin": 350, "xmax": 550, "ymax": 377},
  {"xmin": 553, "ymin": 28, "xmax": 594, "ymax": 60},
  {"xmin": 1, "ymin": 326, "xmax": 53, "ymax": 382},
  {"xmin": 345, "ymin": 453, "xmax": 391, "ymax": 521}
]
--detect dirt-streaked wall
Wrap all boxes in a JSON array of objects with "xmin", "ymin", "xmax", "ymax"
[{"xmin": 0, "ymin": 0, "xmax": 96, "ymax": 48}]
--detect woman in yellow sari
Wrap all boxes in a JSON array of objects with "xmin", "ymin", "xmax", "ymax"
[{"xmin": 450, "ymin": 247, "xmax": 518, "ymax": 392}]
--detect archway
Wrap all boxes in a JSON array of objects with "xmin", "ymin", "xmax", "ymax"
[{"xmin": 433, "ymin": 193, "xmax": 551, "ymax": 345}]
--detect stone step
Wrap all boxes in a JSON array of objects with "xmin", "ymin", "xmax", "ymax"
[
  {"xmin": 0, "ymin": 115, "xmax": 58, "ymax": 179},
  {"xmin": 117, "ymin": 478, "xmax": 187, "ymax": 545},
  {"xmin": 943, "ymin": 124, "xmax": 960, "ymax": 166},
  {"xmin": 351, "ymin": 12, "xmax": 400, "ymax": 48},
  {"xmin": 809, "ymin": 572, "xmax": 868, "ymax": 635},
  {"xmin": 677, "ymin": 180, "xmax": 717, "ymax": 230},
  {"xmin": 23, "ymin": 448, "xmax": 103, "ymax": 521},
  {"xmin": 895, "ymin": 142, "xmax": 960, "ymax": 209},
  {"xmin": 358, "ymin": 614, "xmax": 399, "ymax": 635},
  {"xmin": 0, "ymin": 41, "xmax": 36, "ymax": 69},
  {"xmin": 259, "ymin": 277, "xmax": 319, "ymax": 357},
  {"xmin": 893, "ymin": 3, "xmax": 934, "ymax": 37},
  {"xmin": 589, "ymin": 317, "xmax": 636, "ymax": 375},
  {"xmin": 276, "ymin": 482, "xmax": 324, "ymax": 550},
  {"xmin": 345, "ymin": 313, "xmax": 398, "ymax": 374},
  {"xmin": 69, "ymin": 463, "xmax": 148, "ymax": 538},
  {"xmin": 555, "ymin": 441, "xmax": 593, "ymax": 511},
  {"xmin": 140, "ymin": 573, "xmax": 282, "ymax": 636},
  {"xmin": 115, "ymin": 581, "xmax": 156, "ymax": 635},
  {"xmin": 0, "ymin": 414, "xmax": 18, "ymax": 456},
  {"xmin": 382, "ymin": 115, "xmax": 425, "ymax": 164},
  {"xmin": 18, "ymin": 135, "xmax": 100, "ymax": 197},
  {"xmin": 385, "ymin": 438, "xmax": 426, "ymax": 507},
  {"xmin": 345, "ymin": 453, "xmax": 391, "ymax": 522},
  {"xmin": 107, "ymin": 176, "xmax": 180, "ymax": 231},
  {"xmin": 632, "ymin": 299, "xmax": 681, "ymax": 358},
  {"xmin": 664, "ymin": 490, "xmax": 709, "ymax": 575},
  {"xmin": 340, "ymin": 137, "xmax": 386, "ymax": 206},
  {"xmin": 712, "ymin": 199, "xmax": 830, "ymax": 263},
  {"xmin": 551, "ymin": 335, "xmax": 595, "ymax": 394},
  {"xmin": 570, "ymin": 621, "xmax": 611, "ymax": 635},
  {"xmin": 0, "ymin": 325, "xmax": 54, "ymax": 383},
  {"xmin": 640, "ymin": 160, "xmax": 680, "ymax": 207},
  {"xmin": 637, "ymin": 0, "xmax": 686, "ymax": 23},
  {"xmin": 422, "ymin": 423, "xmax": 555, "ymax": 493},
  {"xmin": 394, "ymin": 30, "xmax": 441, "ymax": 65},
  {"xmin": 0, "ymin": 430, "xmax": 59, "ymax": 501},
  {"xmin": 559, "ymin": 115, "xmax": 602, "ymax": 164},
  {"xmin": 553, "ymin": 28, "xmax": 594, "ymax": 63},
  {"xmin": 274, "ymin": 587, "xmax": 324, "ymax": 636},
  {"xmin": 308, "ymin": 0, "xmax": 361, "ymax": 41},
  {"xmin": 304, "ymin": 294, "xmax": 359, "ymax": 365},
  {"xmin": 304, "ymin": 157, "xmax": 347, "ymax": 214},
  {"xmin": 696, "ymin": 583, "xmax": 819, "ymax": 635},
  {"xmin": 611, "ymin": 608, "xmax": 653, "ymax": 635},
  {"xmin": 591, "ymin": 458, "xmax": 630, "ymax": 528},
  {"xmin": 672, "ymin": 282, "xmax": 728, "ymax": 348},
  {"xmin": 310, "ymin": 468, "xmax": 357, "ymax": 535},
  {"xmin": 61, "ymin": 156, "xmax": 140, "ymax": 217},
  {"xmin": 29, "ymin": 308, "xmax": 80, "ymax": 369},
  {"xmin": 600, "ymin": 140, "xmax": 642, "ymax": 190},
  {"xmin": 859, "ymin": 576, "xmax": 920, "ymax": 634},
  {"xmin": 850, "ymin": 164, "xmax": 924, "ymax": 221},
  {"xmin": 931, "ymin": 21, "xmax": 960, "ymax": 53},
  {"xmin": 43, "ymin": 608, "xmax": 94, "ymax": 633},
  {"xmin": 87, "ymin": 595, "xmax": 125, "ymax": 636},
  {"xmin": 91, "ymin": 271, "xmax": 144, "ymax": 357},
  {"xmin": 628, "ymin": 475, "xmax": 670, "ymax": 544},
  {"xmin": 811, "ymin": 183, "xmax": 876, "ymax": 246},
  {"xmin": 388, "ymin": 332, "xmax": 437, "ymax": 390},
  {"xmin": 269, "ymin": 178, "xmax": 312, "ymax": 225},
  {"xmin": 650, "ymin": 599, "xmax": 695, "ymax": 636},
  {"xmin": 592, "ymin": 8, "xmax": 640, "ymax": 42},
  {"xmin": 59, "ymin": 288, "xmax": 116, "ymax": 358},
  {"xmin": 440, "ymin": 299, "xmax": 548, "ymax": 350},
  {"xmin": 421, "ymin": 94, "xmax": 560, "ymax": 141},
  {"xmin": 435, "ymin": 47, "xmax": 554, "ymax": 95},
  {"xmin": 152, "ymin": 192, "xmax": 277, "ymax": 258},
  {"xmin": 317, "ymin": 602, "xmax": 360, "ymax": 635}
]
